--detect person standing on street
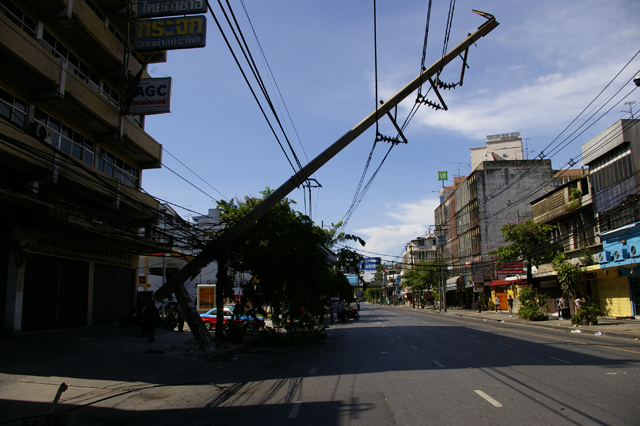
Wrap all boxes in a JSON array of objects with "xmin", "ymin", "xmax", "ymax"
[
  {"xmin": 558, "ymin": 296, "xmax": 567, "ymax": 320},
  {"xmin": 494, "ymin": 295, "xmax": 502, "ymax": 312},
  {"xmin": 329, "ymin": 297, "xmax": 339, "ymax": 323},
  {"xmin": 507, "ymin": 295, "xmax": 514, "ymax": 315}
]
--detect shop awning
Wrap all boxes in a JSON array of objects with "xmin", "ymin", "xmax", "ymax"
[
  {"xmin": 445, "ymin": 276, "xmax": 464, "ymax": 291},
  {"xmin": 487, "ymin": 279, "xmax": 527, "ymax": 287}
]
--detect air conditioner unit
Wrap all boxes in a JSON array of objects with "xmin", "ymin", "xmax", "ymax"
[
  {"xmin": 614, "ymin": 248, "xmax": 628, "ymax": 261},
  {"xmin": 597, "ymin": 251, "xmax": 612, "ymax": 263},
  {"xmin": 630, "ymin": 244, "xmax": 640, "ymax": 257},
  {"xmin": 32, "ymin": 123, "xmax": 52, "ymax": 143}
]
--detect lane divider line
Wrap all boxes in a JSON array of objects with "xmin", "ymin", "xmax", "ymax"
[
  {"xmin": 548, "ymin": 356, "xmax": 572, "ymax": 364},
  {"xmin": 310, "ymin": 367, "xmax": 317, "ymax": 375},
  {"xmin": 410, "ymin": 345, "xmax": 418, "ymax": 350},
  {"xmin": 474, "ymin": 390, "xmax": 503, "ymax": 407},
  {"xmin": 433, "ymin": 360, "xmax": 445, "ymax": 368},
  {"xmin": 289, "ymin": 401, "xmax": 302, "ymax": 418},
  {"xmin": 497, "ymin": 343, "xmax": 512, "ymax": 347}
]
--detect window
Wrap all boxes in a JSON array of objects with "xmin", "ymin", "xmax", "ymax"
[
  {"xmin": 34, "ymin": 108, "xmax": 95, "ymax": 167},
  {"xmin": 97, "ymin": 148, "xmax": 139, "ymax": 189},
  {"xmin": 102, "ymin": 82, "xmax": 120, "ymax": 107},
  {"xmin": 0, "ymin": 86, "xmax": 28, "ymax": 128},
  {"xmin": 41, "ymin": 29, "xmax": 100, "ymax": 91},
  {"xmin": 84, "ymin": 0, "xmax": 105, "ymax": 21},
  {"xmin": 0, "ymin": 0, "xmax": 36, "ymax": 38}
]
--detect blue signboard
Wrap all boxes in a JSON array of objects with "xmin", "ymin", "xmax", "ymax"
[
  {"xmin": 362, "ymin": 257, "xmax": 381, "ymax": 271},
  {"xmin": 345, "ymin": 274, "xmax": 359, "ymax": 286},
  {"xmin": 135, "ymin": 15, "xmax": 206, "ymax": 51}
]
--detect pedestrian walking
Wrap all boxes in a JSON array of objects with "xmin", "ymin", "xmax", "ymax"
[
  {"xmin": 477, "ymin": 295, "xmax": 483, "ymax": 313},
  {"xmin": 507, "ymin": 295, "xmax": 514, "ymax": 315},
  {"xmin": 494, "ymin": 295, "xmax": 502, "ymax": 312}
]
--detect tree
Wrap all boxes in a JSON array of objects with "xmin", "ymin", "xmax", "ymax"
[
  {"xmin": 210, "ymin": 188, "xmax": 362, "ymax": 333},
  {"xmin": 401, "ymin": 261, "xmax": 439, "ymax": 308},
  {"xmin": 489, "ymin": 220, "xmax": 558, "ymax": 283},
  {"xmin": 552, "ymin": 253, "xmax": 580, "ymax": 298}
]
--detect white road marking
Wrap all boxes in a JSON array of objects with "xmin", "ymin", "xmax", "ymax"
[
  {"xmin": 410, "ymin": 345, "xmax": 418, "ymax": 350},
  {"xmin": 433, "ymin": 360, "xmax": 445, "ymax": 368},
  {"xmin": 497, "ymin": 343, "xmax": 512, "ymax": 347},
  {"xmin": 549, "ymin": 356, "xmax": 572, "ymax": 364},
  {"xmin": 397, "ymin": 336, "xmax": 402, "ymax": 339},
  {"xmin": 474, "ymin": 390, "xmax": 503, "ymax": 407},
  {"xmin": 289, "ymin": 401, "xmax": 302, "ymax": 418},
  {"xmin": 309, "ymin": 367, "xmax": 317, "ymax": 375},
  {"xmin": 468, "ymin": 334, "xmax": 476, "ymax": 337},
  {"xmin": 377, "ymin": 322, "xmax": 381, "ymax": 324}
]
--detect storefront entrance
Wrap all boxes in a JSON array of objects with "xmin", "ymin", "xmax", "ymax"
[{"xmin": 632, "ymin": 279, "xmax": 640, "ymax": 317}]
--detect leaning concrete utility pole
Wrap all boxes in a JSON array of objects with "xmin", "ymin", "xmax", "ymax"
[{"xmin": 155, "ymin": 11, "xmax": 499, "ymax": 350}]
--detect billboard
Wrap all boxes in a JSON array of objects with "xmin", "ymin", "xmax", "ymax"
[
  {"xmin": 130, "ymin": 77, "xmax": 172, "ymax": 114},
  {"xmin": 345, "ymin": 274, "xmax": 359, "ymax": 286},
  {"xmin": 362, "ymin": 257, "xmax": 381, "ymax": 271},
  {"xmin": 135, "ymin": 15, "xmax": 207, "ymax": 51},
  {"xmin": 137, "ymin": 0, "xmax": 207, "ymax": 18}
]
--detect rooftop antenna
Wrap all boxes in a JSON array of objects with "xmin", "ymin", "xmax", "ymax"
[
  {"xmin": 523, "ymin": 137, "xmax": 535, "ymax": 159},
  {"xmin": 622, "ymin": 101, "xmax": 636, "ymax": 119}
]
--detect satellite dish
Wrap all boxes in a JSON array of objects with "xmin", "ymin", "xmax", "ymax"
[{"xmin": 491, "ymin": 152, "xmax": 502, "ymax": 161}]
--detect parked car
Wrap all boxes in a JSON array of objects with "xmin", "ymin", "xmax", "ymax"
[{"xmin": 200, "ymin": 308, "xmax": 232, "ymax": 330}]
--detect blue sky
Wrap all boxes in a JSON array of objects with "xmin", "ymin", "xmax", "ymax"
[{"xmin": 141, "ymin": 0, "xmax": 640, "ymax": 261}]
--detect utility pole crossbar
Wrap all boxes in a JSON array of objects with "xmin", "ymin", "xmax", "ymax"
[{"xmin": 153, "ymin": 12, "xmax": 499, "ymax": 349}]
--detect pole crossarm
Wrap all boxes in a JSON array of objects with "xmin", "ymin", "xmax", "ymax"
[{"xmin": 154, "ymin": 13, "xmax": 499, "ymax": 302}]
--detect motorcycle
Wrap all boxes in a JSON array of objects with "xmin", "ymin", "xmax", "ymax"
[{"xmin": 346, "ymin": 306, "xmax": 360, "ymax": 320}]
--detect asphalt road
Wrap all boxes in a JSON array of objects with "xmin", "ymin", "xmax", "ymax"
[{"xmin": 2, "ymin": 304, "xmax": 639, "ymax": 425}]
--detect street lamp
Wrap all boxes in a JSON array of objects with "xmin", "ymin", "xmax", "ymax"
[{"xmin": 635, "ymin": 74, "xmax": 640, "ymax": 87}]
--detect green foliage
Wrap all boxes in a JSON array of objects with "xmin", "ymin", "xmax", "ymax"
[
  {"xmin": 580, "ymin": 248, "xmax": 595, "ymax": 266},
  {"xmin": 552, "ymin": 253, "xmax": 580, "ymax": 298},
  {"xmin": 567, "ymin": 188, "xmax": 582, "ymax": 210},
  {"xmin": 477, "ymin": 294, "xmax": 490, "ymax": 309},
  {"xmin": 517, "ymin": 305, "xmax": 547, "ymax": 321},
  {"xmin": 364, "ymin": 287, "xmax": 382, "ymax": 302},
  {"xmin": 573, "ymin": 303, "xmax": 600, "ymax": 326},
  {"xmin": 517, "ymin": 286, "xmax": 549, "ymax": 320},
  {"xmin": 211, "ymin": 188, "xmax": 363, "ymax": 322},
  {"xmin": 489, "ymin": 220, "xmax": 557, "ymax": 278},
  {"xmin": 402, "ymin": 261, "xmax": 440, "ymax": 307}
]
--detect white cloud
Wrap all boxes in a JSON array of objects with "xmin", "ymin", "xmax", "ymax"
[
  {"xmin": 353, "ymin": 198, "xmax": 441, "ymax": 255},
  {"xmin": 408, "ymin": 62, "xmax": 635, "ymax": 141}
]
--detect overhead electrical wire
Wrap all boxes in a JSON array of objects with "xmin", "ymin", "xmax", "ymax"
[{"xmin": 205, "ymin": 1, "xmax": 305, "ymax": 180}]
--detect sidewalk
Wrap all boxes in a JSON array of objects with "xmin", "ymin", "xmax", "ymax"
[
  {"xmin": 0, "ymin": 324, "xmax": 254, "ymax": 425},
  {"xmin": 386, "ymin": 304, "xmax": 640, "ymax": 340}
]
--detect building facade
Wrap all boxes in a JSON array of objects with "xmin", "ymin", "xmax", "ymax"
[
  {"xmin": 435, "ymin": 159, "xmax": 554, "ymax": 308},
  {"xmin": 1, "ymin": 0, "xmax": 168, "ymax": 331},
  {"xmin": 584, "ymin": 119, "xmax": 640, "ymax": 317}
]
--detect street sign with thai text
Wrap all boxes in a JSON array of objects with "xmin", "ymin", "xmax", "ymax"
[
  {"xmin": 137, "ymin": 0, "xmax": 207, "ymax": 18},
  {"xmin": 135, "ymin": 16, "xmax": 206, "ymax": 51}
]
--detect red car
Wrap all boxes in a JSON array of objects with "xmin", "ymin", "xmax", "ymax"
[{"xmin": 200, "ymin": 308, "xmax": 232, "ymax": 330}]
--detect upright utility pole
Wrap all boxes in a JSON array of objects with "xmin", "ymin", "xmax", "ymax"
[{"xmin": 154, "ymin": 11, "xmax": 499, "ymax": 350}]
